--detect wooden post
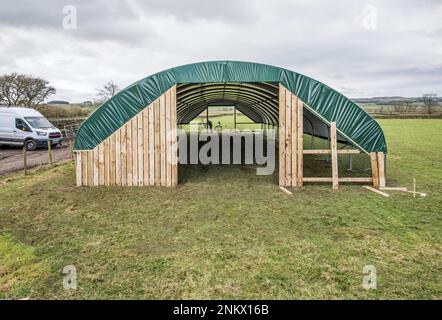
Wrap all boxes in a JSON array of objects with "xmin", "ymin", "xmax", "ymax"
[
  {"xmin": 76, "ymin": 152, "xmax": 82, "ymax": 186},
  {"xmin": 93, "ymin": 148, "xmax": 99, "ymax": 186},
  {"xmin": 120, "ymin": 125, "xmax": 127, "ymax": 186},
  {"xmin": 142, "ymin": 109, "xmax": 149, "ymax": 186},
  {"xmin": 171, "ymin": 86, "xmax": 178, "ymax": 186},
  {"xmin": 296, "ymin": 98, "xmax": 303, "ymax": 187},
  {"xmin": 278, "ymin": 85, "xmax": 286, "ymax": 186},
  {"xmin": 206, "ymin": 107, "xmax": 209, "ymax": 130},
  {"xmin": 413, "ymin": 178, "xmax": 416, "ymax": 198},
  {"xmin": 234, "ymin": 106, "xmax": 237, "ymax": 131},
  {"xmin": 23, "ymin": 147, "xmax": 27, "ymax": 175},
  {"xmin": 377, "ymin": 152, "xmax": 386, "ymax": 188},
  {"xmin": 154, "ymin": 100, "xmax": 161, "ymax": 186},
  {"xmin": 47, "ymin": 141, "xmax": 52, "ymax": 166},
  {"xmin": 160, "ymin": 94, "xmax": 166, "ymax": 186},
  {"xmin": 370, "ymin": 152, "xmax": 380, "ymax": 188},
  {"xmin": 69, "ymin": 140, "xmax": 74, "ymax": 160},
  {"xmin": 291, "ymin": 95, "xmax": 298, "ymax": 187},
  {"xmin": 116, "ymin": 130, "xmax": 121, "ymax": 186},
  {"xmin": 149, "ymin": 104, "xmax": 155, "ymax": 186},
  {"xmin": 285, "ymin": 89, "xmax": 292, "ymax": 186},
  {"xmin": 81, "ymin": 151, "xmax": 87, "ymax": 186},
  {"xmin": 330, "ymin": 122, "xmax": 338, "ymax": 189}
]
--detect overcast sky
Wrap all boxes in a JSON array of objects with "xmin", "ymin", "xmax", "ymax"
[{"xmin": 0, "ymin": 0, "xmax": 441, "ymax": 101}]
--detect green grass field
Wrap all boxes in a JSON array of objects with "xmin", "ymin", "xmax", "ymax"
[
  {"xmin": 0, "ymin": 119, "xmax": 441, "ymax": 299},
  {"xmin": 185, "ymin": 113, "xmax": 262, "ymax": 131}
]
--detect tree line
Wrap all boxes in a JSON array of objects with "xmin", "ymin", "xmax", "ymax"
[
  {"xmin": 0, "ymin": 73, "xmax": 55, "ymax": 107},
  {"xmin": 0, "ymin": 73, "xmax": 119, "ymax": 108}
]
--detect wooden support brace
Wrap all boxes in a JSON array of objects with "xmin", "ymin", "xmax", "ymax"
[
  {"xmin": 363, "ymin": 185, "xmax": 390, "ymax": 197},
  {"xmin": 279, "ymin": 186, "xmax": 293, "ymax": 195}
]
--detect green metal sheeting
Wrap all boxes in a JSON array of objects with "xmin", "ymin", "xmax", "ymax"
[{"xmin": 74, "ymin": 61, "xmax": 387, "ymax": 153}]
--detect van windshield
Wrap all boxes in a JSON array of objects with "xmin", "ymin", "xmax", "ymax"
[{"xmin": 24, "ymin": 117, "xmax": 53, "ymax": 129}]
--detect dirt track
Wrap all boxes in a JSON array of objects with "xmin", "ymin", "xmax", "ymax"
[{"xmin": 0, "ymin": 142, "xmax": 72, "ymax": 175}]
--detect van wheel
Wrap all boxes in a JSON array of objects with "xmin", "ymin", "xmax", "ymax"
[{"xmin": 25, "ymin": 139, "xmax": 37, "ymax": 151}]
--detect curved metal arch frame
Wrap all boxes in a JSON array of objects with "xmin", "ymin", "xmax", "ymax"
[{"xmin": 176, "ymin": 82, "xmax": 280, "ymax": 125}]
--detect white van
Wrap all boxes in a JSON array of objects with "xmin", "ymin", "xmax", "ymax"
[{"xmin": 0, "ymin": 106, "xmax": 63, "ymax": 151}]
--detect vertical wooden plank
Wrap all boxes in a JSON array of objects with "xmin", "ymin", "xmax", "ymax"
[
  {"xmin": 132, "ymin": 117, "xmax": 138, "ymax": 186},
  {"xmin": 81, "ymin": 151, "xmax": 88, "ymax": 186},
  {"xmin": 93, "ymin": 147, "xmax": 99, "ymax": 186},
  {"xmin": 285, "ymin": 88, "xmax": 292, "ymax": 187},
  {"xmin": 149, "ymin": 103, "xmax": 156, "ymax": 186},
  {"xmin": 76, "ymin": 152, "xmax": 82, "ymax": 186},
  {"xmin": 330, "ymin": 122, "xmax": 339, "ymax": 189},
  {"xmin": 99, "ymin": 145, "xmax": 105, "ymax": 186},
  {"xmin": 137, "ymin": 113, "xmax": 144, "ymax": 186},
  {"xmin": 377, "ymin": 152, "xmax": 386, "ymax": 188},
  {"xmin": 171, "ymin": 86, "xmax": 178, "ymax": 186},
  {"xmin": 297, "ymin": 99, "xmax": 304, "ymax": 187},
  {"xmin": 88, "ymin": 151, "xmax": 94, "ymax": 186},
  {"xmin": 291, "ymin": 95, "xmax": 298, "ymax": 187},
  {"xmin": 121, "ymin": 124, "xmax": 127, "ymax": 186},
  {"xmin": 155, "ymin": 100, "xmax": 161, "ymax": 186},
  {"xmin": 166, "ymin": 89, "xmax": 172, "ymax": 187},
  {"xmin": 104, "ymin": 139, "xmax": 110, "ymax": 186},
  {"xmin": 143, "ymin": 109, "xmax": 149, "ymax": 186},
  {"xmin": 160, "ymin": 92, "xmax": 166, "ymax": 186},
  {"xmin": 127, "ymin": 120, "xmax": 133, "ymax": 186},
  {"xmin": 370, "ymin": 152, "xmax": 380, "ymax": 188},
  {"xmin": 278, "ymin": 84, "xmax": 286, "ymax": 186},
  {"xmin": 115, "ymin": 130, "xmax": 121, "ymax": 186},
  {"xmin": 110, "ymin": 134, "xmax": 116, "ymax": 186}
]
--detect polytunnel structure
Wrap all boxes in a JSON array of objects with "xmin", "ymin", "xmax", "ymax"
[{"xmin": 74, "ymin": 61, "xmax": 387, "ymax": 188}]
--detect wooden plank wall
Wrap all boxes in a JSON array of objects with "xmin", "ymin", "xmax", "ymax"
[
  {"xmin": 75, "ymin": 86, "xmax": 177, "ymax": 187},
  {"xmin": 279, "ymin": 84, "xmax": 303, "ymax": 187}
]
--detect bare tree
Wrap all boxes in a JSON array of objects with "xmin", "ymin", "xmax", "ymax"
[
  {"xmin": 422, "ymin": 93, "xmax": 437, "ymax": 114},
  {"xmin": 0, "ymin": 73, "xmax": 55, "ymax": 107},
  {"xmin": 96, "ymin": 80, "xmax": 119, "ymax": 103},
  {"xmin": 392, "ymin": 101, "xmax": 403, "ymax": 113}
]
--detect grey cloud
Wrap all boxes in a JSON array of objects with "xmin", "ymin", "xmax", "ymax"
[
  {"xmin": 127, "ymin": 0, "xmax": 257, "ymax": 23},
  {"xmin": 0, "ymin": 0, "xmax": 143, "ymax": 43},
  {"xmin": 0, "ymin": 0, "xmax": 441, "ymax": 100}
]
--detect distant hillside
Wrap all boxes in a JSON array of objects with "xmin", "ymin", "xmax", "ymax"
[
  {"xmin": 352, "ymin": 96, "xmax": 441, "ymax": 104},
  {"xmin": 47, "ymin": 100, "xmax": 70, "ymax": 105}
]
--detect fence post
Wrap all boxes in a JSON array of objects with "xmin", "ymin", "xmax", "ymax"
[
  {"xmin": 23, "ymin": 146, "xmax": 27, "ymax": 175},
  {"xmin": 69, "ymin": 140, "xmax": 74, "ymax": 160},
  {"xmin": 48, "ymin": 141, "xmax": 52, "ymax": 166}
]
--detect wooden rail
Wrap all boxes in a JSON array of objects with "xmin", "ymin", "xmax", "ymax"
[{"xmin": 303, "ymin": 149, "xmax": 360, "ymax": 154}]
